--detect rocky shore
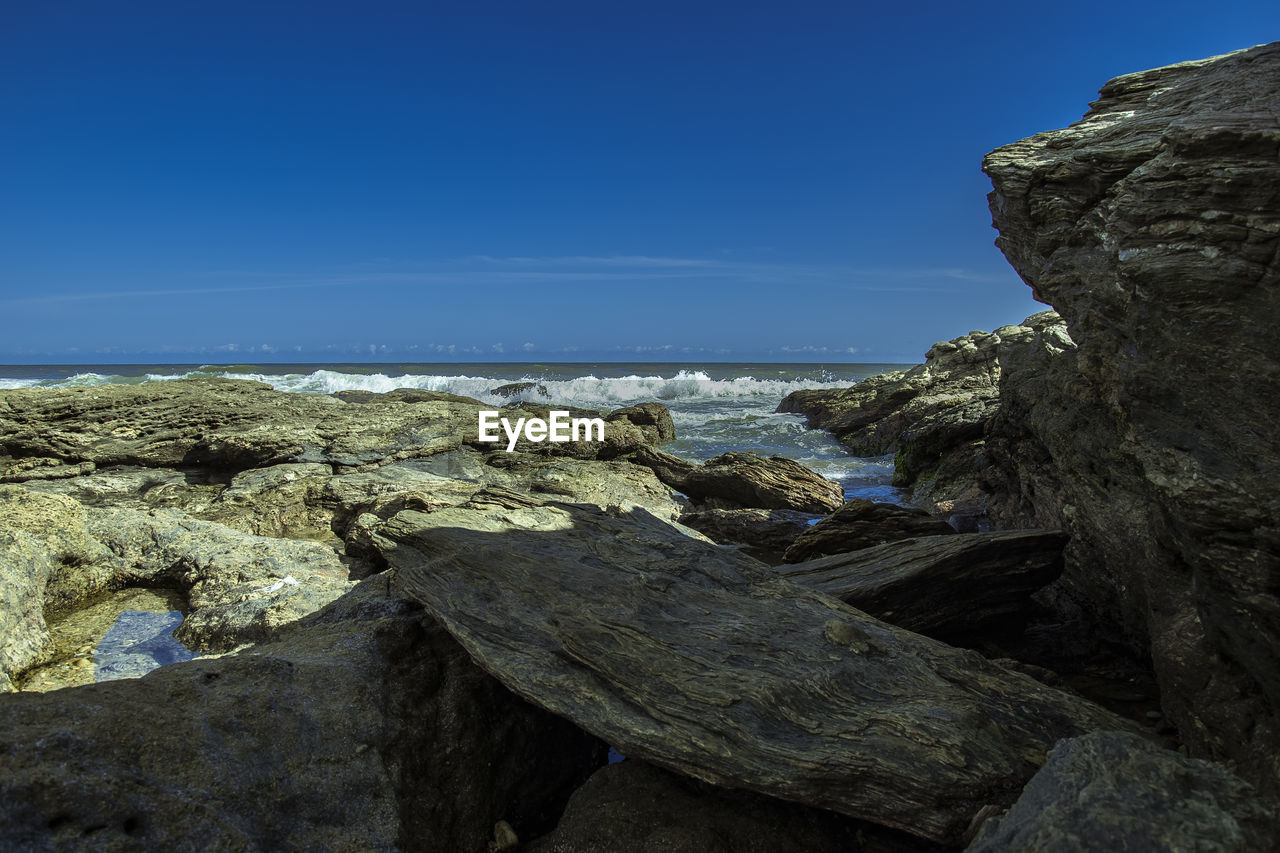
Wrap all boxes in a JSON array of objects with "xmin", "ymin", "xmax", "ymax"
[{"xmin": 3, "ymin": 43, "xmax": 1279, "ymax": 851}]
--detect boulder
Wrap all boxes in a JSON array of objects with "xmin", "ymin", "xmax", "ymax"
[
  {"xmin": 334, "ymin": 388, "xmax": 485, "ymax": 405},
  {"xmin": 605, "ymin": 403, "xmax": 677, "ymax": 446},
  {"xmin": 782, "ymin": 499, "xmax": 956, "ymax": 563},
  {"xmin": 983, "ymin": 42, "xmax": 1280, "ymax": 792},
  {"xmin": 968, "ymin": 731, "xmax": 1279, "ymax": 851},
  {"xmin": 777, "ymin": 530, "xmax": 1066, "ymax": 638},
  {"xmin": 630, "ymin": 447, "xmax": 844, "ymax": 514},
  {"xmin": 527, "ymin": 760, "xmax": 930, "ymax": 853},
  {"xmin": 0, "ymin": 580, "xmax": 605, "ymax": 852},
  {"xmin": 677, "ymin": 506, "xmax": 817, "ymax": 564},
  {"xmin": 489, "ymin": 381, "xmax": 549, "ymax": 398},
  {"xmin": 378, "ymin": 499, "xmax": 1139, "ymax": 844}
]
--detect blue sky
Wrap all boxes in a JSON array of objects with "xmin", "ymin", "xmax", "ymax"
[{"xmin": 2, "ymin": 1, "xmax": 1276, "ymax": 363}]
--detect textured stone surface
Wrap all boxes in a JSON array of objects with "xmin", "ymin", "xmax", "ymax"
[
  {"xmin": 968, "ymin": 731, "xmax": 1279, "ymax": 852},
  {"xmin": 783, "ymin": 499, "xmax": 956, "ymax": 563},
  {"xmin": 379, "ymin": 497, "xmax": 1139, "ymax": 844},
  {"xmin": 631, "ymin": 447, "xmax": 844, "ymax": 513},
  {"xmin": 778, "ymin": 314, "xmax": 1063, "ymax": 513},
  {"xmin": 527, "ymin": 760, "xmax": 933, "ymax": 853},
  {"xmin": 0, "ymin": 529, "xmax": 53, "ymax": 691},
  {"xmin": 0, "ymin": 580, "xmax": 604, "ymax": 852},
  {"xmin": 678, "ymin": 506, "xmax": 817, "ymax": 564},
  {"xmin": 778, "ymin": 530, "xmax": 1066, "ymax": 638},
  {"xmin": 983, "ymin": 42, "xmax": 1280, "ymax": 791}
]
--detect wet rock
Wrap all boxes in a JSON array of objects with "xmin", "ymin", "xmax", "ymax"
[
  {"xmin": 983, "ymin": 43, "xmax": 1280, "ymax": 791},
  {"xmin": 86, "ymin": 506, "xmax": 355, "ymax": 652},
  {"xmin": 0, "ymin": 580, "xmax": 605, "ymax": 852},
  {"xmin": 334, "ymin": 388, "xmax": 485, "ymax": 405},
  {"xmin": 677, "ymin": 506, "xmax": 817, "ymax": 564},
  {"xmin": 782, "ymin": 500, "xmax": 956, "ymax": 563},
  {"xmin": 777, "ymin": 530, "xmax": 1066, "ymax": 638},
  {"xmin": 967, "ymin": 732, "xmax": 1279, "ymax": 852},
  {"xmin": 489, "ymin": 381, "xmax": 549, "ymax": 398},
  {"xmin": 379, "ymin": 500, "xmax": 1138, "ymax": 844},
  {"xmin": 527, "ymin": 760, "xmax": 933, "ymax": 853}
]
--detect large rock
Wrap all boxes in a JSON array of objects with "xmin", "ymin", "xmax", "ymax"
[
  {"xmin": 631, "ymin": 447, "xmax": 844, "ymax": 513},
  {"xmin": 378, "ymin": 497, "xmax": 1139, "ymax": 844},
  {"xmin": 782, "ymin": 499, "xmax": 957, "ymax": 563},
  {"xmin": 777, "ymin": 530, "xmax": 1066, "ymax": 638},
  {"xmin": 0, "ymin": 580, "xmax": 604, "ymax": 852},
  {"xmin": 677, "ymin": 506, "xmax": 817, "ymax": 564},
  {"xmin": 0, "ymin": 529, "xmax": 53, "ymax": 691},
  {"xmin": 527, "ymin": 760, "xmax": 928, "ymax": 853},
  {"xmin": 777, "ymin": 320, "xmax": 1042, "ymax": 511},
  {"xmin": 983, "ymin": 43, "xmax": 1280, "ymax": 792},
  {"xmin": 967, "ymin": 731, "xmax": 1279, "ymax": 852}
]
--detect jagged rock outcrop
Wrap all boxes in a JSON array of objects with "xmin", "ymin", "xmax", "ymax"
[
  {"xmin": 0, "ymin": 580, "xmax": 605, "ymax": 852},
  {"xmin": 967, "ymin": 732, "xmax": 1278, "ymax": 851},
  {"xmin": 778, "ymin": 313, "xmax": 1066, "ymax": 515},
  {"xmin": 527, "ymin": 760, "xmax": 929, "ymax": 853},
  {"xmin": 378, "ymin": 496, "xmax": 1139, "ymax": 844},
  {"xmin": 777, "ymin": 530, "xmax": 1066, "ymax": 638},
  {"xmin": 983, "ymin": 42, "xmax": 1280, "ymax": 792},
  {"xmin": 782, "ymin": 499, "xmax": 957, "ymax": 563},
  {"xmin": 629, "ymin": 447, "xmax": 844, "ymax": 513}
]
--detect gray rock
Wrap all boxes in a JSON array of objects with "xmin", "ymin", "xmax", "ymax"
[
  {"xmin": 527, "ymin": 760, "xmax": 930, "ymax": 853},
  {"xmin": 983, "ymin": 43, "xmax": 1280, "ymax": 792},
  {"xmin": 378, "ymin": 499, "xmax": 1140, "ymax": 844},
  {"xmin": 777, "ymin": 530, "xmax": 1066, "ymax": 638},
  {"xmin": 0, "ymin": 529, "xmax": 54, "ymax": 691},
  {"xmin": 782, "ymin": 500, "xmax": 957, "ymax": 563},
  {"xmin": 677, "ymin": 506, "xmax": 817, "ymax": 564},
  {"xmin": 967, "ymin": 731, "xmax": 1279, "ymax": 852},
  {"xmin": 631, "ymin": 447, "xmax": 844, "ymax": 513},
  {"xmin": 0, "ymin": 579, "xmax": 604, "ymax": 852}
]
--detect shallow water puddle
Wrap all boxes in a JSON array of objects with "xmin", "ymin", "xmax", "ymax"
[{"xmin": 18, "ymin": 587, "xmax": 194, "ymax": 692}]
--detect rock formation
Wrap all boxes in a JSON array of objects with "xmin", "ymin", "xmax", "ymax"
[
  {"xmin": 967, "ymin": 732, "xmax": 1278, "ymax": 851},
  {"xmin": 782, "ymin": 499, "xmax": 957, "ymax": 563},
  {"xmin": 629, "ymin": 447, "xmax": 844, "ymax": 513},
  {"xmin": 777, "ymin": 530, "xmax": 1066, "ymax": 638},
  {"xmin": 982, "ymin": 42, "xmax": 1280, "ymax": 792},
  {"xmin": 379, "ymin": 495, "xmax": 1139, "ymax": 844}
]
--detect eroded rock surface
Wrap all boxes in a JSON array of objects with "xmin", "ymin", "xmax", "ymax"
[
  {"xmin": 778, "ymin": 530, "xmax": 1066, "ymax": 638},
  {"xmin": 967, "ymin": 731, "xmax": 1278, "ymax": 852},
  {"xmin": 983, "ymin": 43, "xmax": 1280, "ymax": 791},
  {"xmin": 630, "ymin": 447, "xmax": 843, "ymax": 513},
  {"xmin": 379, "ymin": 498, "xmax": 1137, "ymax": 844},
  {"xmin": 783, "ymin": 499, "xmax": 956, "ymax": 563}
]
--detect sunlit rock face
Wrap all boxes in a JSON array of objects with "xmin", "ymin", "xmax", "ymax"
[{"xmin": 983, "ymin": 42, "xmax": 1280, "ymax": 793}]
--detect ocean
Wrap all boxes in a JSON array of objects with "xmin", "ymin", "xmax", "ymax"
[{"xmin": 0, "ymin": 362, "xmax": 911, "ymax": 503}]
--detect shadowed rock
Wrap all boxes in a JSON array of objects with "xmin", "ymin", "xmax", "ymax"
[
  {"xmin": 378, "ymin": 499, "xmax": 1138, "ymax": 844},
  {"xmin": 782, "ymin": 500, "xmax": 956, "ymax": 563},
  {"xmin": 777, "ymin": 530, "xmax": 1066, "ymax": 637},
  {"xmin": 678, "ymin": 506, "xmax": 817, "ymax": 564},
  {"xmin": 0, "ymin": 581, "xmax": 604, "ymax": 852},
  {"xmin": 967, "ymin": 731, "xmax": 1279, "ymax": 851},
  {"xmin": 527, "ymin": 759, "xmax": 935, "ymax": 853}
]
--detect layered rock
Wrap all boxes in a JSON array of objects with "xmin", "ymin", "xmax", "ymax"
[
  {"xmin": 983, "ymin": 42, "xmax": 1280, "ymax": 791},
  {"xmin": 777, "ymin": 530, "xmax": 1066, "ymax": 638},
  {"xmin": 378, "ymin": 497, "xmax": 1139, "ymax": 844},
  {"xmin": 782, "ymin": 499, "xmax": 957, "ymax": 563},
  {"xmin": 677, "ymin": 506, "xmax": 817, "ymax": 564},
  {"xmin": 0, "ymin": 580, "xmax": 604, "ymax": 852},
  {"xmin": 630, "ymin": 447, "xmax": 844, "ymax": 513},
  {"xmin": 778, "ymin": 313, "xmax": 1066, "ymax": 515},
  {"xmin": 967, "ymin": 732, "xmax": 1278, "ymax": 851}
]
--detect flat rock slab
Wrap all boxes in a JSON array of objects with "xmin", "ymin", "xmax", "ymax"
[
  {"xmin": 378, "ymin": 501, "xmax": 1137, "ymax": 844},
  {"xmin": 777, "ymin": 530, "xmax": 1067, "ymax": 637}
]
